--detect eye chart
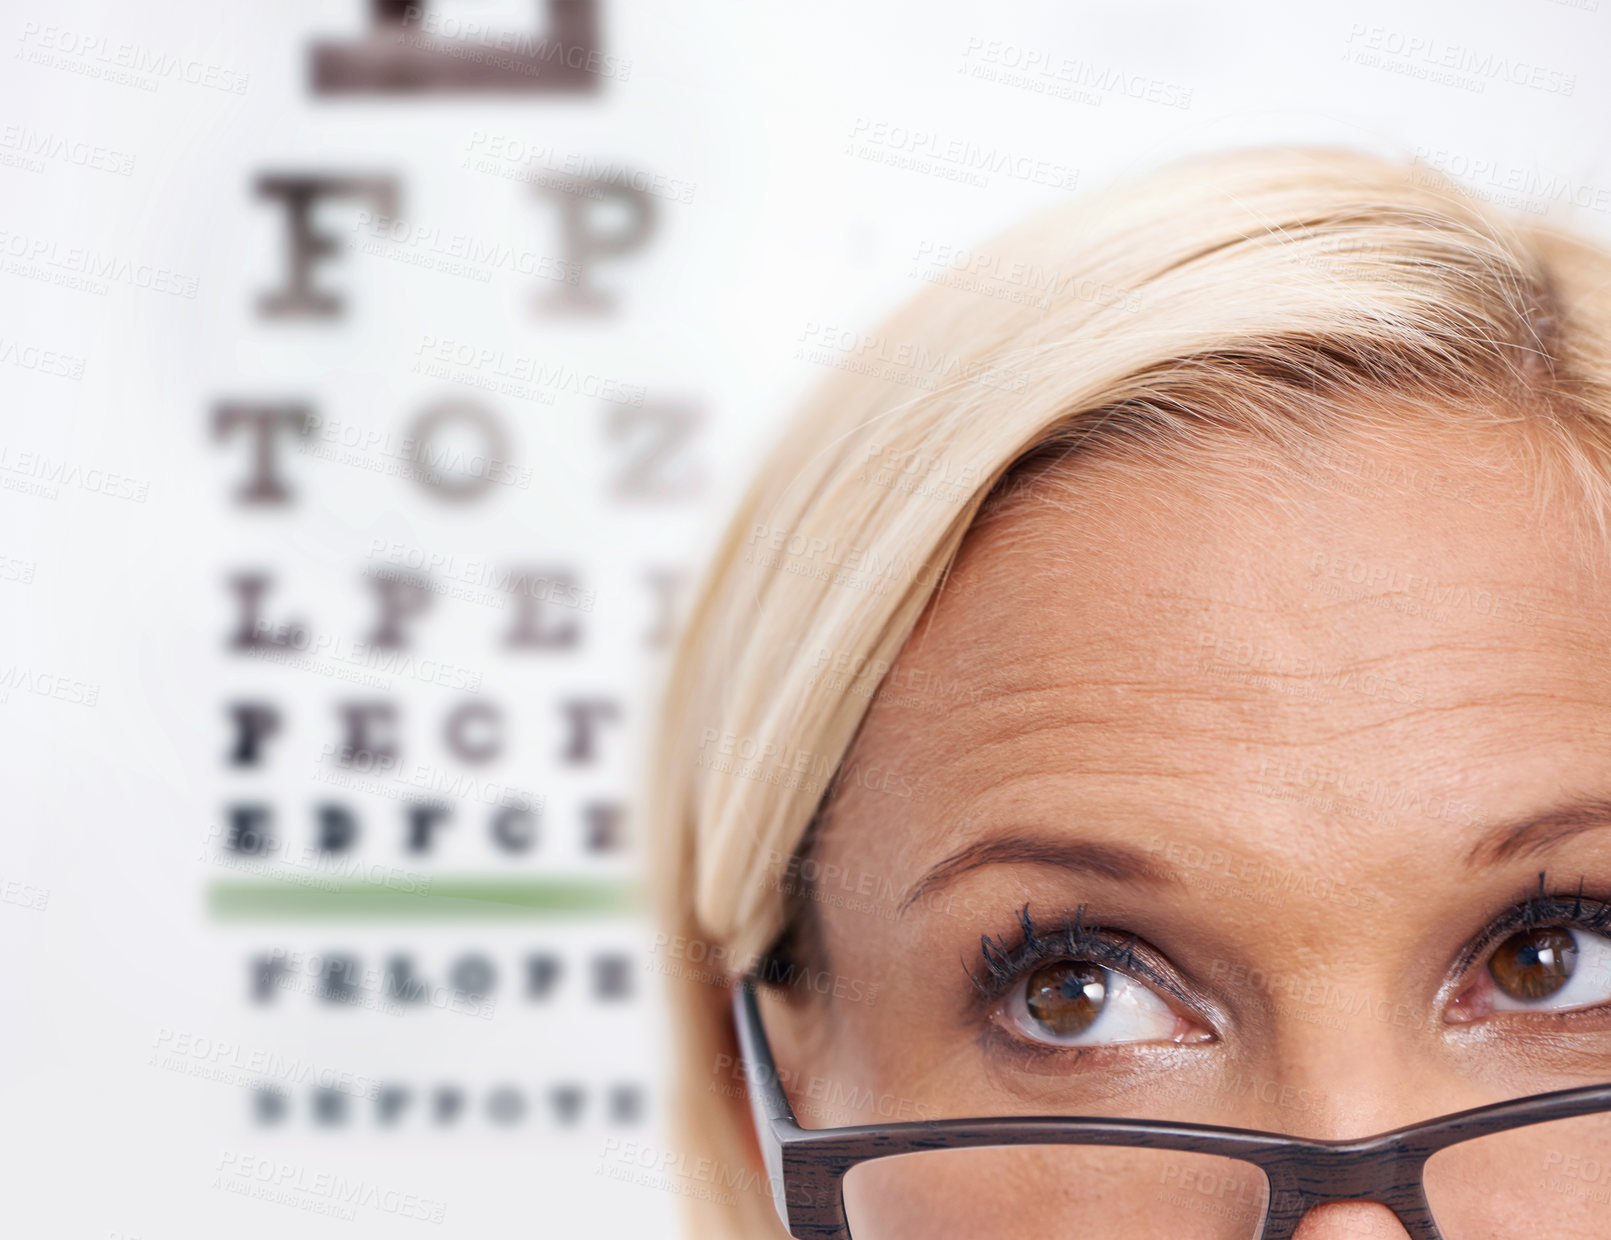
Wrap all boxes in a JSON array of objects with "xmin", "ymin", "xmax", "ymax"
[{"xmin": 2, "ymin": 2, "xmax": 743, "ymax": 1235}]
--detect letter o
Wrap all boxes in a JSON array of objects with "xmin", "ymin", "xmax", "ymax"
[{"xmin": 406, "ymin": 400, "xmax": 510, "ymax": 502}]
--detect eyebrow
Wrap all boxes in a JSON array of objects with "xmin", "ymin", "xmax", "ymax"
[
  {"xmin": 1464, "ymin": 795, "xmax": 1611, "ymax": 867},
  {"xmin": 901, "ymin": 796, "xmax": 1611, "ymax": 915},
  {"xmin": 899, "ymin": 835, "xmax": 1181, "ymax": 914}
]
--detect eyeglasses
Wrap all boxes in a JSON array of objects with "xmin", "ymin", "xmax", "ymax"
[{"xmin": 733, "ymin": 977, "xmax": 1611, "ymax": 1239}]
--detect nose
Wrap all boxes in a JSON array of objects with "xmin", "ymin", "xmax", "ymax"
[{"xmin": 1290, "ymin": 1201, "xmax": 1414, "ymax": 1239}]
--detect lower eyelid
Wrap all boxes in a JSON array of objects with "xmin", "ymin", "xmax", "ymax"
[
  {"xmin": 1481, "ymin": 1004, "xmax": 1611, "ymax": 1035},
  {"xmin": 978, "ymin": 1020, "xmax": 1215, "ymax": 1079}
]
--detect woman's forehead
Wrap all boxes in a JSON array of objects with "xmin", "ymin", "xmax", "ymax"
[{"xmin": 832, "ymin": 423, "xmax": 1611, "ymax": 846}]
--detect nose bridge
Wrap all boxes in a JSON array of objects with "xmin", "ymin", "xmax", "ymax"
[
  {"xmin": 1241, "ymin": 1029, "xmax": 1446, "ymax": 1146},
  {"xmin": 1224, "ymin": 953, "xmax": 1438, "ymax": 1142}
]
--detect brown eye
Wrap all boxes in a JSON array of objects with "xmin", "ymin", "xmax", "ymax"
[
  {"xmin": 1489, "ymin": 927, "xmax": 1579, "ymax": 1001},
  {"xmin": 1025, "ymin": 961, "xmax": 1107, "ymax": 1036}
]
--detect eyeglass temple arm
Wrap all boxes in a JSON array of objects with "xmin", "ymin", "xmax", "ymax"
[{"xmin": 733, "ymin": 976, "xmax": 800, "ymax": 1230}]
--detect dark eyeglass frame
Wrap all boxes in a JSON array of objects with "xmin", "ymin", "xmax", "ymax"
[{"xmin": 733, "ymin": 976, "xmax": 1611, "ymax": 1240}]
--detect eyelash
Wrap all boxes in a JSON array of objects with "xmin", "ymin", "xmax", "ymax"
[
  {"xmin": 968, "ymin": 873, "xmax": 1611, "ymax": 1045},
  {"xmin": 1451, "ymin": 872, "xmax": 1611, "ymax": 981},
  {"xmin": 966, "ymin": 903, "xmax": 1200, "ymax": 1018}
]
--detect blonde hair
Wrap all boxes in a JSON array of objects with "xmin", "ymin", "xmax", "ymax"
[{"xmin": 645, "ymin": 144, "xmax": 1611, "ymax": 1238}]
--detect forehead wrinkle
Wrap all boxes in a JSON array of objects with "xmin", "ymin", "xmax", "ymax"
[
  {"xmin": 897, "ymin": 682, "xmax": 1593, "ymax": 769},
  {"xmin": 917, "ymin": 547, "xmax": 1603, "ymax": 695},
  {"xmin": 910, "ymin": 624, "xmax": 1567, "ymax": 710},
  {"xmin": 841, "ymin": 662, "xmax": 1603, "ymax": 829}
]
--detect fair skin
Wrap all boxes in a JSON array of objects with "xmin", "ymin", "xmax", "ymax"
[{"xmin": 752, "ymin": 413, "xmax": 1611, "ymax": 1238}]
